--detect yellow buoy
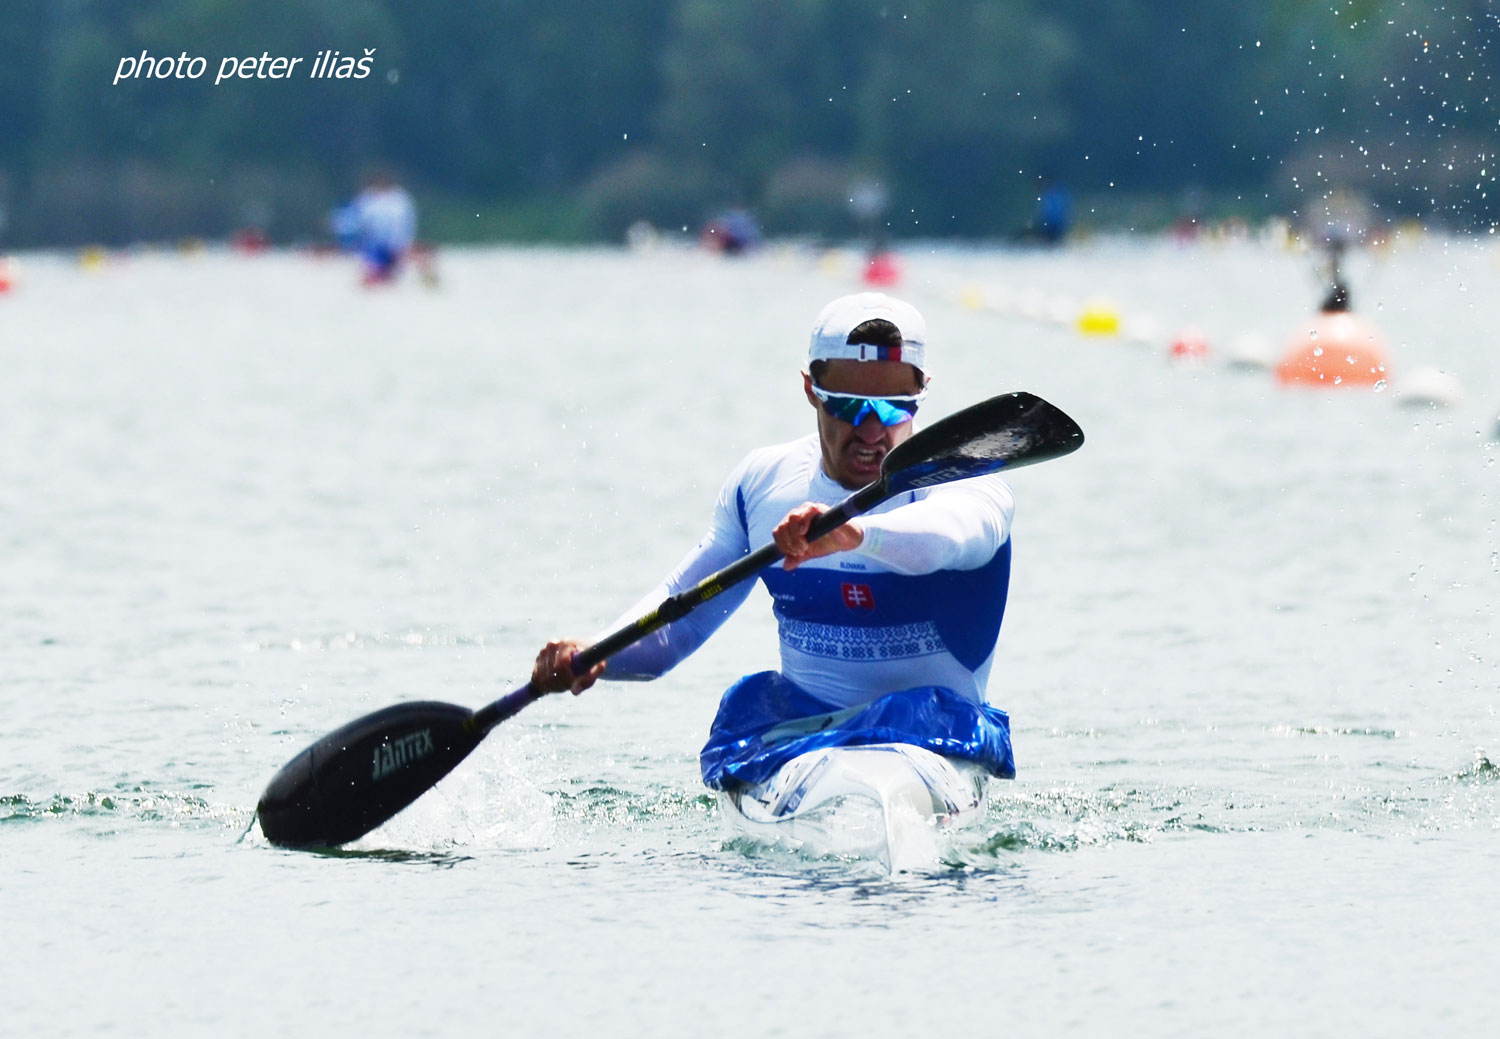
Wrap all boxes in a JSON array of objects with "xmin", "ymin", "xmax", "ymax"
[{"xmin": 1076, "ymin": 300, "xmax": 1121, "ymax": 336}]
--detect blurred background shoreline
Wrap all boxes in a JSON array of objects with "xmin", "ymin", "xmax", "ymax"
[{"xmin": 3, "ymin": 1, "xmax": 1497, "ymax": 250}]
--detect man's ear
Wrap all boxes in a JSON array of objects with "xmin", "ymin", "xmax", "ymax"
[{"xmin": 802, "ymin": 371, "xmax": 820, "ymax": 408}]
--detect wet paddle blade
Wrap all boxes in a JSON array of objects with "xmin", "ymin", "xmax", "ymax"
[
  {"xmin": 881, "ymin": 391, "xmax": 1084, "ymax": 495},
  {"xmin": 257, "ymin": 701, "xmax": 482, "ymax": 849}
]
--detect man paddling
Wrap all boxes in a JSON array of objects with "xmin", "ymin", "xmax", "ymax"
[
  {"xmin": 257, "ymin": 295, "xmax": 1083, "ymax": 850},
  {"xmin": 532, "ymin": 292, "xmax": 1018, "ymax": 789},
  {"xmin": 349, "ymin": 171, "xmax": 416, "ymax": 285}
]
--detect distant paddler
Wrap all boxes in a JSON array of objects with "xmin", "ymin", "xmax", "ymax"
[
  {"xmin": 700, "ymin": 208, "xmax": 762, "ymax": 255},
  {"xmin": 1276, "ymin": 193, "xmax": 1391, "ymax": 388},
  {"xmin": 347, "ymin": 171, "xmax": 417, "ymax": 286}
]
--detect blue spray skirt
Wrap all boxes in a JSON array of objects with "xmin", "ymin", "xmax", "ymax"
[{"xmin": 700, "ymin": 671, "xmax": 1015, "ymax": 791}]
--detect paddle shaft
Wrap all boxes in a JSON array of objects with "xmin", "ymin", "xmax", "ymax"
[{"xmin": 470, "ymin": 481, "xmax": 885, "ymax": 734}]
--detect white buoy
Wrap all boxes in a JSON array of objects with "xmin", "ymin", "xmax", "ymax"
[
  {"xmin": 1014, "ymin": 287, "xmax": 1046, "ymax": 321},
  {"xmin": 985, "ymin": 284, "xmax": 1015, "ymax": 315},
  {"xmin": 1393, "ymin": 367, "xmax": 1464, "ymax": 408},
  {"xmin": 957, "ymin": 284, "xmax": 986, "ymax": 310},
  {"xmin": 1224, "ymin": 332, "xmax": 1277, "ymax": 371},
  {"xmin": 625, "ymin": 220, "xmax": 661, "ymax": 252},
  {"xmin": 1121, "ymin": 313, "xmax": 1160, "ymax": 348},
  {"xmin": 1045, "ymin": 293, "xmax": 1079, "ymax": 326}
]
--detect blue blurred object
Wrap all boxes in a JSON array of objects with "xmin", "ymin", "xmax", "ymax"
[
  {"xmin": 1038, "ymin": 184, "xmax": 1071, "ymax": 244},
  {"xmin": 701, "ymin": 208, "xmax": 761, "ymax": 254},
  {"xmin": 329, "ymin": 202, "xmax": 360, "ymax": 252}
]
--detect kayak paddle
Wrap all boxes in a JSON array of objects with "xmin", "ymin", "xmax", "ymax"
[{"xmin": 256, "ymin": 390, "xmax": 1084, "ymax": 849}]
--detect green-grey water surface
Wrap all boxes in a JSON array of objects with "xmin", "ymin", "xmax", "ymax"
[{"xmin": 3, "ymin": 239, "xmax": 1498, "ymax": 1036}]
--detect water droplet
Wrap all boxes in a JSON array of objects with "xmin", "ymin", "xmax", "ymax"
[
  {"xmin": 1312, "ymin": 346, "xmax": 1324, "ymax": 356},
  {"xmin": 1373, "ymin": 379, "xmax": 1388, "ymax": 392}
]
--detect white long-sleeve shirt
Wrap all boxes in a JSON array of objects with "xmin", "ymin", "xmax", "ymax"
[
  {"xmin": 600, "ymin": 433, "xmax": 1015, "ymax": 708},
  {"xmin": 353, "ymin": 186, "xmax": 416, "ymax": 253}
]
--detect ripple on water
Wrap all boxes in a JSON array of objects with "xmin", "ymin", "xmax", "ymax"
[
  {"xmin": 17, "ymin": 746, "xmax": 1494, "ymax": 874},
  {"xmin": 0, "ymin": 787, "xmax": 246, "ymax": 831}
]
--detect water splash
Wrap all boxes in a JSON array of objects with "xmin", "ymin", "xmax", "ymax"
[
  {"xmin": 1453, "ymin": 750, "xmax": 1498, "ymax": 782},
  {"xmin": 552, "ymin": 784, "xmax": 717, "ymax": 827}
]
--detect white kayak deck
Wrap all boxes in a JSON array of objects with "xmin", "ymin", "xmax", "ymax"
[{"xmin": 718, "ymin": 743, "xmax": 989, "ymax": 872}]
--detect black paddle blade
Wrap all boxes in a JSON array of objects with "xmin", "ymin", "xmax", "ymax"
[
  {"xmin": 882, "ymin": 391, "xmax": 1084, "ymax": 495},
  {"xmin": 257, "ymin": 701, "xmax": 482, "ymax": 849}
]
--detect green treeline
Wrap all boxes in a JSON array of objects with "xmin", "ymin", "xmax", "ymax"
[{"xmin": 0, "ymin": 0, "xmax": 1495, "ymax": 246}]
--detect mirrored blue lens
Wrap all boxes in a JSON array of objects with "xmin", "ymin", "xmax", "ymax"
[{"xmin": 820, "ymin": 393, "xmax": 919, "ymax": 426}]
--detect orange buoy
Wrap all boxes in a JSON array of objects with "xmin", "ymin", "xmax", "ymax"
[{"xmin": 1275, "ymin": 311, "xmax": 1389, "ymax": 387}]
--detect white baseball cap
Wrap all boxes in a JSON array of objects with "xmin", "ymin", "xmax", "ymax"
[{"xmin": 807, "ymin": 292, "xmax": 927, "ymax": 373}]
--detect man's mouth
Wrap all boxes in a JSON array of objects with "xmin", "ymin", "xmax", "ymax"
[{"xmin": 847, "ymin": 443, "xmax": 885, "ymax": 472}]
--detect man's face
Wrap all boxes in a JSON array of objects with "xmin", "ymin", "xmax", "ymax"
[{"xmin": 805, "ymin": 359, "xmax": 924, "ymax": 490}]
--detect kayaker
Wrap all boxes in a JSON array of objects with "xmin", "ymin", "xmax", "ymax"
[
  {"xmin": 532, "ymin": 292, "xmax": 1018, "ymax": 788},
  {"xmin": 349, "ymin": 171, "xmax": 416, "ymax": 285}
]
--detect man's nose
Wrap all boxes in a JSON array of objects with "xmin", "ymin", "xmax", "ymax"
[{"xmin": 853, "ymin": 416, "xmax": 887, "ymax": 441}]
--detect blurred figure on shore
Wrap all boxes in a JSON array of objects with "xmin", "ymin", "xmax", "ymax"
[
  {"xmin": 1035, "ymin": 176, "xmax": 1071, "ymax": 246},
  {"xmin": 700, "ymin": 208, "xmax": 761, "ymax": 255},
  {"xmin": 1014, "ymin": 174, "xmax": 1070, "ymax": 246},
  {"xmin": 329, "ymin": 200, "xmax": 361, "ymax": 253},
  {"xmin": 1304, "ymin": 190, "xmax": 1372, "ymax": 312},
  {"xmin": 0, "ymin": 183, "xmax": 10, "ymax": 293},
  {"xmin": 846, "ymin": 178, "xmax": 900, "ymax": 285},
  {"xmin": 849, "ymin": 178, "xmax": 889, "ymax": 245},
  {"xmin": 350, "ymin": 172, "xmax": 417, "ymax": 285},
  {"xmin": 1170, "ymin": 186, "xmax": 1205, "ymax": 243},
  {"xmin": 232, "ymin": 198, "xmax": 274, "ymax": 254},
  {"xmin": 1317, "ymin": 241, "xmax": 1352, "ymax": 312}
]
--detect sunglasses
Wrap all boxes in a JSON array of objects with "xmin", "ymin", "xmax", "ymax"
[{"xmin": 809, "ymin": 382, "xmax": 927, "ymax": 427}]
